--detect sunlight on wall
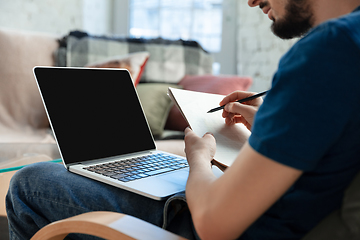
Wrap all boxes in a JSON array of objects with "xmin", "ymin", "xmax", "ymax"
[
  {"xmin": 83, "ymin": 0, "xmax": 113, "ymax": 35},
  {"xmin": 0, "ymin": 0, "xmax": 83, "ymax": 35}
]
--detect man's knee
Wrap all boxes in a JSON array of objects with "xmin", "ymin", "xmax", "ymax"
[{"xmin": 8, "ymin": 162, "xmax": 62, "ymax": 193}]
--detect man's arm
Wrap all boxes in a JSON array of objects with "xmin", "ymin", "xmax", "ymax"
[{"xmin": 185, "ymin": 129, "xmax": 303, "ymax": 240}]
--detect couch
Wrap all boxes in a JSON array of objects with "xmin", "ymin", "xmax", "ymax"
[{"xmin": 0, "ymin": 27, "xmax": 252, "ymax": 221}]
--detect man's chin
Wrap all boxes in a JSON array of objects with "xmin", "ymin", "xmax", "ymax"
[
  {"xmin": 271, "ymin": 21, "xmax": 311, "ymax": 39},
  {"xmin": 271, "ymin": 23, "xmax": 295, "ymax": 39}
]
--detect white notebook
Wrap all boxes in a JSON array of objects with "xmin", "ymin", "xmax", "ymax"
[{"xmin": 168, "ymin": 87, "xmax": 250, "ymax": 168}]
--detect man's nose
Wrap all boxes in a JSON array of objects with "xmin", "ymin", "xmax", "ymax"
[{"xmin": 248, "ymin": 0, "xmax": 261, "ymax": 7}]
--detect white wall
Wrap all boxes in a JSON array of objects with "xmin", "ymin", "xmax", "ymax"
[
  {"xmin": 0, "ymin": 0, "xmax": 113, "ymax": 36},
  {"xmin": 0, "ymin": 0, "xmax": 83, "ymax": 35},
  {"xmin": 237, "ymin": 1, "xmax": 298, "ymax": 92},
  {"xmin": 83, "ymin": 0, "xmax": 113, "ymax": 35}
]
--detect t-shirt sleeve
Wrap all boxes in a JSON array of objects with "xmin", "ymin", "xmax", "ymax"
[{"xmin": 249, "ymin": 23, "xmax": 360, "ymax": 171}]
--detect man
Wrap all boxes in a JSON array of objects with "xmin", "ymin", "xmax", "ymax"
[
  {"xmin": 185, "ymin": 0, "xmax": 360, "ymax": 239},
  {"xmin": 6, "ymin": 0, "xmax": 360, "ymax": 239}
]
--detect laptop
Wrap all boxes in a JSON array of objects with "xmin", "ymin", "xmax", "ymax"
[{"xmin": 33, "ymin": 66, "xmax": 190, "ymax": 200}]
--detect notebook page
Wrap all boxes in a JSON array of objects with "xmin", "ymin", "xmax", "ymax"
[{"xmin": 168, "ymin": 88, "xmax": 250, "ymax": 167}]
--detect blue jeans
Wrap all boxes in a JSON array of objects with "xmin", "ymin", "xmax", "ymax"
[{"xmin": 6, "ymin": 162, "xmax": 197, "ymax": 240}]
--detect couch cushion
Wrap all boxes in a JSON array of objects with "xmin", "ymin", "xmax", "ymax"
[
  {"xmin": 136, "ymin": 83, "xmax": 179, "ymax": 137},
  {"xmin": 0, "ymin": 28, "xmax": 58, "ymax": 142},
  {"xmin": 301, "ymin": 170, "xmax": 360, "ymax": 240},
  {"xmin": 165, "ymin": 75, "xmax": 252, "ymax": 131}
]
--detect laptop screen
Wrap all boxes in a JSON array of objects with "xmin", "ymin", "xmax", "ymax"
[{"xmin": 34, "ymin": 67, "xmax": 156, "ymax": 165}]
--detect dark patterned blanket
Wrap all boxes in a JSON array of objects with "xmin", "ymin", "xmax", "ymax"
[{"xmin": 55, "ymin": 31, "xmax": 213, "ymax": 83}]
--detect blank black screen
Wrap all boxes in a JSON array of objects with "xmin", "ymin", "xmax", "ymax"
[{"xmin": 34, "ymin": 67, "xmax": 155, "ymax": 164}]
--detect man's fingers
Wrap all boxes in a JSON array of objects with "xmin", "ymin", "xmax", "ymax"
[
  {"xmin": 219, "ymin": 91, "xmax": 256, "ymax": 106},
  {"xmin": 203, "ymin": 132, "xmax": 214, "ymax": 137},
  {"xmin": 220, "ymin": 91, "xmax": 264, "ymax": 108},
  {"xmin": 224, "ymin": 102, "xmax": 256, "ymax": 117}
]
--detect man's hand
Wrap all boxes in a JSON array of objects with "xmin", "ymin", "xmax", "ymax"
[
  {"xmin": 184, "ymin": 127, "xmax": 216, "ymax": 169},
  {"xmin": 220, "ymin": 91, "xmax": 263, "ymax": 130}
]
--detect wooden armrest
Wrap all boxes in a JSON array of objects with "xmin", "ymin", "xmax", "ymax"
[{"xmin": 31, "ymin": 211, "xmax": 187, "ymax": 240}]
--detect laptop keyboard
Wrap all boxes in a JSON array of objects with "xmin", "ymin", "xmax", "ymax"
[{"xmin": 83, "ymin": 153, "xmax": 189, "ymax": 182}]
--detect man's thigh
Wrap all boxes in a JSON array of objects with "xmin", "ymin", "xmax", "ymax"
[{"xmin": 7, "ymin": 161, "xmax": 166, "ymax": 226}]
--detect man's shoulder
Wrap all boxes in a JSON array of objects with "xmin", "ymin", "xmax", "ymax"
[
  {"xmin": 281, "ymin": 8, "xmax": 360, "ymax": 65},
  {"xmin": 329, "ymin": 7, "xmax": 360, "ymax": 41},
  {"xmin": 307, "ymin": 7, "xmax": 360, "ymax": 46}
]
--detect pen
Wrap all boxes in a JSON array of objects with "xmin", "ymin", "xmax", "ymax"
[{"xmin": 207, "ymin": 90, "xmax": 268, "ymax": 113}]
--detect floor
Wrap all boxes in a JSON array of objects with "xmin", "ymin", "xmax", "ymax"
[{"xmin": 0, "ymin": 216, "xmax": 9, "ymax": 239}]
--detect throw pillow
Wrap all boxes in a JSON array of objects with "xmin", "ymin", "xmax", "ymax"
[
  {"xmin": 136, "ymin": 83, "xmax": 179, "ymax": 137},
  {"xmin": 165, "ymin": 75, "xmax": 252, "ymax": 131},
  {"xmin": 86, "ymin": 52, "xmax": 149, "ymax": 86}
]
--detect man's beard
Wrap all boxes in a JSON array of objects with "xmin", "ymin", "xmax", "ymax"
[{"xmin": 271, "ymin": 0, "xmax": 314, "ymax": 39}]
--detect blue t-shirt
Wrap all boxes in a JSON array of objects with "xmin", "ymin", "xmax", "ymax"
[{"xmin": 243, "ymin": 6, "xmax": 360, "ymax": 240}]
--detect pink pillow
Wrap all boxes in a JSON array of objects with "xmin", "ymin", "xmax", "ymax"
[
  {"xmin": 165, "ymin": 75, "xmax": 252, "ymax": 131},
  {"xmin": 86, "ymin": 52, "xmax": 149, "ymax": 86}
]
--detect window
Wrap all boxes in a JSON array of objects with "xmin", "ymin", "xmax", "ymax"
[{"xmin": 129, "ymin": 0, "xmax": 223, "ymax": 53}]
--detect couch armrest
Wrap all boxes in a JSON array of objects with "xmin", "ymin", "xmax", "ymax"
[
  {"xmin": 0, "ymin": 28, "xmax": 59, "ymax": 131},
  {"xmin": 31, "ymin": 211, "xmax": 186, "ymax": 240}
]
